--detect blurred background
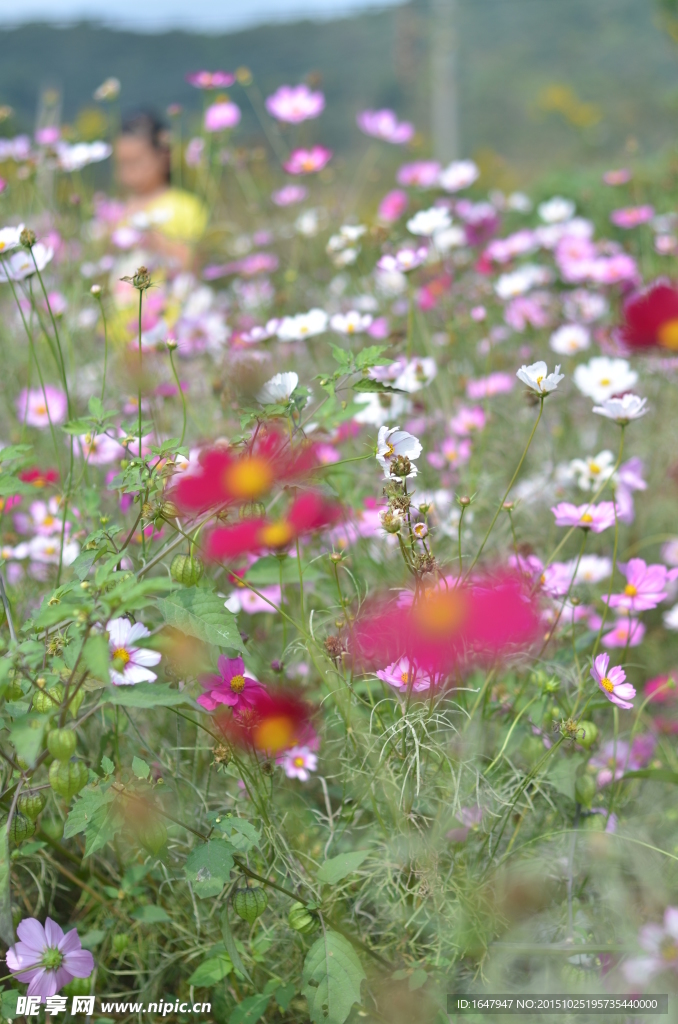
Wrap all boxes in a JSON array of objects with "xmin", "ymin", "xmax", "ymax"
[{"xmin": 1, "ymin": 0, "xmax": 678, "ymax": 185}]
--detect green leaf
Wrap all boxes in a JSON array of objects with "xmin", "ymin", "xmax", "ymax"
[
  {"xmin": 64, "ymin": 784, "xmax": 124, "ymax": 856},
  {"xmin": 220, "ymin": 907, "xmax": 252, "ymax": 982},
  {"xmin": 228, "ymin": 994, "xmax": 271, "ymax": 1024},
  {"xmin": 189, "ymin": 955, "xmax": 233, "ymax": 987},
  {"xmin": 79, "ymin": 929, "xmax": 106, "ymax": 949},
  {"xmin": 157, "ymin": 588, "xmax": 244, "ymax": 653},
  {"xmin": 63, "ymin": 419, "xmax": 94, "ymax": 435},
  {"xmin": 70, "ymin": 550, "xmax": 100, "ymax": 582},
  {"xmin": 88, "ymin": 396, "xmax": 105, "ymax": 420},
  {"xmin": 9, "ymin": 714, "xmax": 47, "ymax": 768},
  {"xmin": 408, "ymin": 968, "xmax": 428, "ymax": 991},
  {"xmin": 355, "ymin": 345, "xmax": 389, "ymax": 368},
  {"xmin": 548, "ymin": 756, "xmax": 585, "ymax": 801},
  {"xmin": 244, "ymin": 555, "xmax": 319, "ymax": 586},
  {"xmin": 131, "ymin": 756, "xmax": 150, "ymax": 780},
  {"xmin": 83, "ymin": 633, "xmax": 110, "ymax": 682},
  {"xmin": 131, "ymin": 905, "xmax": 171, "ymax": 923},
  {"xmin": 273, "ymin": 984, "xmax": 296, "ymax": 1012},
  {"xmin": 213, "ymin": 816, "xmax": 260, "ymax": 852},
  {"xmin": 330, "ymin": 345, "xmax": 352, "ymax": 370},
  {"xmin": 621, "ymin": 769, "xmax": 678, "ymax": 784},
  {"xmin": 104, "ymin": 683, "xmax": 193, "ymax": 708},
  {"xmin": 185, "ymin": 839, "xmax": 235, "ymax": 898},
  {"xmin": 0, "ymin": 821, "xmax": 14, "ymax": 946},
  {"xmin": 317, "ymin": 850, "xmax": 370, "ymax": 885},
  {"xmin": 101, "ymin": 756, "xmax": 114, "ymax": 775},
  {"xmin": 352, "ymin": 379, "xmax": 405, "ymax": 394},
  {"xmin": 1, "ymin": 989, "xmax": 19, "ymax": 1020},
  {"xmin": 302, "ymin": 930, "xmax": 365, "ymax": 1024}
]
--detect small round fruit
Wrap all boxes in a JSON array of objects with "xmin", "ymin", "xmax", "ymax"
[
  {"xmin": 170, "ymin": 554, "xmax": 204, "ymax": 586},
  {"xmin": 17, "ymin": 792, "xmax": 47, "ymax": 821},
  {"xmin": 112, "ymin": 934, "xmax": 129, "ymax": 956},
  {"xmin": 8, "ymin": 813, "xmax": 36, "ymax": 844},
  {"xmin": 288, "ymin": 901, "xmax": 316, "ymax": 934},
  {"xmin": 47, "ymin": 728, "xmax": 76, "ymax": 762},
  {"xmin": 33, "ymin": 685, "xmax": 64, "ymax": 714},
  {"xmin": 5, "ymin": 678, "xmax": 24, "ymax": 702},
  {"xmin": 137, "ymin": 818, "xmax": 167, "ymax": 855},
  {"xmin": 49, "ymin": 759, "xmax": 88, "ymax": 799},
  {"xmin": 577, "ymin": 721, "xmax": 599, "ymax": 750},
  {"xmin": 232, "ymin": 886, "xmax": 268, "ymax": 923},
  {"xmin": 575, "ymin": 773, "xmax": 597, "ymax": 809}
]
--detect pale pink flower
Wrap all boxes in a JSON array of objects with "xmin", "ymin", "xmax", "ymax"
[
  {"xmin": 396, "ymin": 161, "xmax": 441, "ymax": 188},
  {"xmin": 204, "ymin": 101, "xmax": 241, "ymax": 133},
  {"xmin": 225, "ymin": 584, "xmax": 282, "ymax": 614},
  {"xmin": 377, "ymin": 247, "xmax": 428, "ymax": 273},
  {"xmin": 16, "ymin": 387, "xmax": 67, "ymax": 428},
  {"xmin": 186, "ymin": 71, "xmax": 235, "ymax": 89},
  {"xmin": 271, "ymin": 185, "xmax": 307, "ymax": 206},
  {"xmin": 376, "ymin": 656, "xmax": 432, "ymax": 692},
  {"xmin": 266, "ymin": 84, "xmax": 324, "ymax": 123},
  {"xmin": 624, "ymin": 908, "xmax": 678, "ymax": 984},
  {"xmin": 107, "ymin": 617, "xmax": 161, "ymax": 686},
  {"xmin": 277, "ymin": 745, "xmax": 318, "ymax": 781},
  {"xmin": 603, "ymin": 168, "xmax": 632, "ymax": 186},
  {"xmin": 427, "ymin": 436, "xmax": 471, "ymax": 471},
  {"xmin": 590, "ymin": 735, "xmax": 654, "ymax": 787},
  {"xmin": 590, "ymin": 652, "xmax": 635, "ymax": 709},
  {"xmin": 357, "ymin": 109, "xmax": 414, "ymax": 144},
  {"xmin": 283, "ymin": 146, "xmax": 332, "ymax": 175},
  {"xmin": 466, "ymin": 372, "xmax": 514, "ymax": 399},
  {"xmin": 604, "ymin": 558, "xmax": 678, "ymax": 612},
  {"xmin": 450, "ymin": 406, "xmax": 486, "ymax": 435},
  {"xmin": 377, "ymin": 189, "xmax": 408, "ymax": 223},
  {"xmin": 610, "ymin": 205, "xmax": 654, "ymax": 229},
  {"xmin": 602, "ymin": 617, "xmax": 646, "ymax": 649},
  {"xmin": 551, "ymin": 502, "xmax": 616, "ymax": 533},
  {"xmin": 78, "ymin": 433, "xmax": 123, "ymax": 466},
  {"xmin": 6, "ymin": 917, "xmax": 93, "ymax": 1001}
]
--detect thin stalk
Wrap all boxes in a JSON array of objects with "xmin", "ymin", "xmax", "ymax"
[{"xmin": 168, "ymin": 346, "xmax": 187, "ymax": 446}]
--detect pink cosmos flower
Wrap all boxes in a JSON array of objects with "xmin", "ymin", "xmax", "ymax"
[
  {"xmin": 450, "ymin": 406, "xmax": 486, "ymax": 435},
  {"xmin": 589, "ymin": 735, "xmax": 654, "ymax": 787},
  {"xmin": 551, "ymin": 502, "xmax": 616, "ymax": 533},
  {"xmin": 466, "ymin": 373, "xmax": 514, "ymax": 399},
  {"xmin": 185, "ymin": 138, "xmax": 204, "ymax": 167},
  {"xmin": 427, "ymin": 436, "xmax": 471, "ymax": 471},
  {"xmin": 277, "ymin": 745, "xmax": 318, "ymax": 781},
  {"xmin": 376, "ymin": 656, "xmax": 432, "ymax": 692},
  {"xmin": 615, "ymin": 456, "xmax": 646, "ymax": 524},
  {"xmin": 396, "ymin": 161, "xmax": 441, "ymax": 188},
  {"xmin": 14, "ymin": 498, "xmax": 66, "ymax": 537},
  {"xmin": 6, "ymin": 917, "xmax": 93, "ymax": 1001},
  {"xmin": 186, "ymin": 71, "xmax": 235, "ymax": 89},
  {"xmin": 590, "ymin": 253, "xmax": 639, "ymax": 285},
  {"xmin": 603, "ymin": 168, "xmax": 632, "ymax": 185},
  {"xmin": 272, "ymin": 185, "xmax": 307, "ymax": 206},
  {"xmin": 16, "ymin": 387, "xmax": 67, "ymax": 429},
  {"xmin": 590, "ymin": 653, "xmax": 635, "ymax": 709},
  {"xmin": 197, "ymin": 655, "xmax": 265, "ymax": 712},
  {"xmin": 78, "ymin": 433, "xmax": 123, "ymax": 466},
  {"xmin": 377, "ymin": 247, "xmax": 428, "ymax": 274},
  {"xmin": 624, "ymin": 907, "xmax": 678, "ymax": 984},
  {"xmin": 604, "ymin": 558, "xmax": 678, "ymax": 613},
  {"xmin": 357, "ymin": 109, "xmax": 414, "ymax": 144},
  {"xmin": 645, "ymin": 675, "xmax": 678, "ymax": 704},
  {"xmin": 204, "ymin": 102, "xmax": 241, "ymax": 133},
  {"xmin": 283, "ymin": 146, "xmax": 332, "ymax": 175},
  {"xmin": 504, "ymin": 293, "xmax": 552, "ymax": 332},
  {"xmin": 225, "ymin": 584, "xmax": 282, "ymax": 614},
  {"xmin": 378, "ymin": 189, "xmax": 409, "ymax": 223},
  {"xmin": 35, "ymin": 126, "xmax": 60, "ymax": 147},
  {"xmin": 602, "ymin": 616, "xmax": 646, "ymax": 648},
  {"xmin": 266, "ymin": 84, "xmax": 324, "ymax": 123},
  {"xmin": 610, "ymin": 205, "xmax": 654, "ymax": 229}
]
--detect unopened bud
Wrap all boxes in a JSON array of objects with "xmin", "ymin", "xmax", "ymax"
[
  {"xmin": 502, "ymin": 501, "xmax": 514, "ymax": 511},
  {"xmin": 329, "ymin": 551, "xmax": 343, "ymax": 563},
  {"xmin": 90, "ymin": 284, "xmax": 101, "ymax": 296},
  {"xmin": 166, "ymin": 335, "xmax": 178, "ymax": 351},
  {"xmin": 458, "ymin": 495, "xmax": 471, "ymax": 507},
  {"xmin": 20, "ymin": 228, "xmax": 36, "ymax": 249}
]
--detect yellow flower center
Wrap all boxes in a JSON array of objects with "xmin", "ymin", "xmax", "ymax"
[
  {"xmin": 224, "ymin": 457, "xmax": 274, "ymax": 500},
  {"xmin": 658, "ymin": 318, "xmax": 678, "ymax": 350},
  {"xmin": 580, "ymin": 513, "xmax": 593, "ymax": 524},
  {"xmin": 599, "ymin": 377, "xmax": 611, "ymax": 386},
  {"xmin": 293, "ymin": 756, "xmax": 305, "ymax": 767},
  {"xmin": 589, "ymin": 463, "xmax": 600, "ymax": 474},
  {"xmin": 600, "ymin": 676, "xmax": 614, "ymax": 693},
  {"xmin": 536, "ymin": 375, "xmax": 544, "ymax": 385},
  {"xmin": 113, "ymin": 647, "xmax": 130, "ymax": 665},
  {"xmin": 35, "ymin": 404, "xmax": 47, "ymax": 416},
  {"xmin": 229, "ymin": 674, "xmax": 246, "ymax": 693},
  {"xmin": 400, "ymin": 670, "xmax": 411, "ymax": 684},
  {"xmin": 253, "ymin": 714, "xmax": 297, "ymax": 753},
  {"xmin": 624, "ymin": 583, "xmax": 638, "ymax": 596},
  {"xmin": 385, "ymin": 443, "xmax": 395, "ymax": 458},
  {"xmin": 43, "ymin": 515, "xmax": 54, "ymax": 527},
  {"xmin": 661, "ymin": 939, "xmax": 678, "ymax": 960},
  {"xmin": 259, "ymin": 520, "xmax": 294, "ymax": 548}
]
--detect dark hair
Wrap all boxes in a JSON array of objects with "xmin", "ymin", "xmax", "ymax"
[{"xmin": 120, "ymin": 110, "xmax": 171, "ymax": 180}]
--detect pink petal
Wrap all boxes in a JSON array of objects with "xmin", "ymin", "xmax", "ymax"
[
  {"xmin": 16, "ymin": 918, "xmax": 47, "ymax": 952},
  {"xmin": 27, "ymin": 968, "xmax": 57, "ymax": 1000},
  {"xmin": 58, "ymin": 929, "xmax": 83, "ymax": 955},
  {"xmin": 43, "ymin": 918, "xmax": 64, "ymax": 948},
  {"xmin": 63, "ymin": 949, "xmax": 94, "ymax": 977}
]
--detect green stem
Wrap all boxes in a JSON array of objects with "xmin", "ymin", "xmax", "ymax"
[{"xmin": 168, "ymin": 347, "xmax": 187, "ymax": 447}]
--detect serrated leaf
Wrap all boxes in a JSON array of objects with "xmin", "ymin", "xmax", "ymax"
[
  {"xmin": 63, "ymin": 784, "xmax": 123, "ymax": 857},
  {"xmin": 70, "ymin": 550, "xmax": 100, "ymax": 581},
  {"xmin": 244, "ymin": 556, "xmax": 319, "ymax": 586},
  {"xmin": 131, "ymin": 756, "xmax": 150, "ymax": 780},
  {"xmin": 302, "ymin": 930, "xmax": 365, "ymax": 1024},
  {"xmin": 157, "ymin": 588, "xmax": 244, "ymax": 653},
  {"xmin": 104, "ymin": 683, "xmax": 193, "ymax": 708},
  {"xmin": 317, "ymin": 850, "xmax": 370, "ymax": 885},
  {"xmin": 9, "ymin": 714, "xmax": 47, "ymax": 768},
  {"xmin": 214, "ymin": 817, "xmax": 260, "ymax": 852},
  {"xmin": 355, "ymin": 345, "xmax": 389, "ymax": 368},
  {"xmin": 185, "ymin": 839, "xmax": 234, "ymax": 898},
  {"xmin": 189, "ymin": 955, "xmax": 233, "ymax": 988},
  {"xmin": 131, "ymin": 905, "xmax": 170, "ymax": 923},
  {"xmin": 352, "ymin": 379, "xmax": 405, "ymax": 394},
  {"xmin": 228, "ymin": 994, "xmax": 271, "ymax": 1024},
  {"xmin": 220, "ymin": 908, "xmax": 252, "ymax": 982},
  {"xmin": 100, "ymin": 756, "xmax": 114, "ymax": 775}
]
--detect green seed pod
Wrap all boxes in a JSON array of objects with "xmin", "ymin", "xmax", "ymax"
[
  {"xmin": 112, "ymin": 933, "xmax": 129, "ymax": 956},
  {"xmin": 49, "ymin": 759, "xmax": 88, "ymax": 799},
  {"xmin": 170, "ymin": 554, "xmax": 204, "ymax": 587},
  {"xmin": 5, "ymin": 678, "xmax": 24, "ymax": 702},
  {"xmin": 575, "ymin": 773, "xmax": 597, "ymax": 809},
  {"xmin": 137, "ymin": 818, "xmax": 167, "ymax": 855},
  {"xmin": 288, "ymin": 901, "xmax": 316, "ymax": 934},
  {"xmin": 232, "ymin": 886, "xmax": 268, "ymax": 923},
  {"xmin": 33, "ymin": 684, "xmax": 65, "ymax": 714},
  {"xmin": 47, "ymin": 728, "xmax": 76, "ymax": 762},
  {"xmin": 577, "ymin": 721, "xmax": 599, "ymax": 750},
  {"xmin": 17, "ymin": 792, "xmax": 47, "ymax": 821},
  {"xmin": 8, "ymin": 813, "xmax": 36, "ymax": 844}
]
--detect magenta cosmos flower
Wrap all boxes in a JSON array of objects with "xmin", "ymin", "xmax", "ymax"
[
  {"xmin": 590, "ymin": 653, "xmax": 636, "ymax": 709},
  {"xmin": 283, "ymin": 146, "xmax": 332, "ymax": 175},
  {"xmin": 357, "ymin": 109, "xmax": 414, "ymax": 144},
  {"xmin": 6, "ymin": 917, "xmax": 93, "ymax": 1000},
  {"xmin": 377, "ymin": 189, "xmax": 408, "ymax": 223},
  {"xmin": 551, "ymin": 501, "xmax": 616, "ymax": 533},
  {"xmin": 266, "ymin": 84, "xmax": 324, "ymax": 123},
  {"xmin": 204, "ymin": 101, "xmax": 241, "ymax": 133},
  {"xmin": 604, "ymin": 558, "xmax": 678, "ymax": 613},
  {"xmin": 16, "ymin": 387, "xmax": 67, "ymax": 429},
  {"xmin": 197, "ymin": 656, "xmax": 265, "ymax": 712}
]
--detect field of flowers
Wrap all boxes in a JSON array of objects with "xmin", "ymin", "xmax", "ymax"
[{"xmin": 0, "ymin": 69, "xmax": 678, "ymax": 1024}]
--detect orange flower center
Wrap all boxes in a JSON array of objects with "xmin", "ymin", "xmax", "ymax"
[
  {"xmin": 229, "ymin": 674, "xmax": 246, "ymax": 693},
  {"xmin": 253, "ymin": 714, "xmax": 297, "ymax": 753},
  {"xmin": 400, "ymin": 670, "xmax": 411, "ymax": 684},
  {"xmin": 113, "ymin": 647, "xmax": 130, "ymax": 665},
  {"xmin": 624, "ymin": 583, "xmax": 638, "ymax": 596},
  {"xmin": 600, "ymin": 676, "xmax": 614, "ymax": 693},
  {"xmin": 658, "ymin": 318, "xmax": 678, "ymax": 350},
  {"xmin": 259, "ymin": 520, "xmax": 294, "ymax": 548},
  {"xmin": 224, "ymin": 457, "xmax": 274, "ymax": 500},
  {"xmin": 293, "ymin": 756, "xmax": 305, "ymax": 767},
  {"xmin": 412, "ymin": 590, "xmax": 468, "ymax": 639}
]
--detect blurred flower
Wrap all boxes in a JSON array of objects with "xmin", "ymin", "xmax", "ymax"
[
  {"xmin": 603, "ymin": 168, "xmax": 632, "ymax": 185},
  {"xmin": 549, "ymin": 323, "xmax": 590, "ymax": 355},
  {"xmin": 377, "ymin": 247, "xmax": 428, "ymax": 273},
  {"xmin": 566, "ymin": 450, "xmax": 616, "ymax": 490},
  {"xmin": 573, "ymin": 356, "xmax": 637, "ymax": 403},
  {"xmin": 6, "ymin": 917, "xmax": 94, "ymax": 1001},
  {"xmin": 107, "ymin": 617, "xmax": 161, "ymax": 686},
  {"xmin": 206, "ymin": 492, "xmax": 340, "ymax": 560},
  {"xmin": 604, "ymin": 558, "xmax": 678, "ymax": 612},
  {"xmin": 14, "ymin": 497, "xmax": 65, "ymax": 536},
  {"xmin": 277, "ymin": 745, "xmax": 318, "ymax": 781},
  {"xmin": 538, "ymin": 196, "xmax": 575, "ymax": 223},
  {"xmin": 0, "ymin": 242, "xmax": 53, "ymax": 282},
  {"xmin": 330, "ymin": 310, "xmax": 372, "ymax": 334},
  {"xmin": 610, "ymin": 205, "xmax": 654, "ymax": 229},
  {"xmin": 466, "ymin": 373, "xmax": 514, "ymax": 399},
  {"xmin": 377, "ymin": 189, "xmax": 408, "ymax": 223},
  {"xmin": 396, "ymin": 161, "xmax": 441, "ymax": 188},
  {"xmin": 16, "ymin": 387, "xmax": 67, "ymax": 428},
  {"xmin": 204, "ymin": 102, "xmax": 241, "ymax": 133},
  {"xmin": 185, "ymin": 138, "xmax": 204, "ymax": 167},
  {"xmin": 664, "ymin": 605, "xmax": 678, "ymax": 630},
  {"xmin": 266, "ymin": 84, "xmax": 325, "ymax": 123},
  {"xmin": 277, "ymin": 308, "xmax": 328, "ymax": 341},
  {"xmin": 283, "ymin": 146, "xmax": 332, "ymax": 175},
  {"xmin": 427, "ymin": 436, "xmax": 471, "ymax": 471},
  {"xmin": 516, "ymin": 360, "xmax": 563, "ymax": 395},
  {"xmin": 407, "ymin": 206, "xmax": 451, "ymax": 236},
  {"xmin": 450, "ymin": 406, "xmax": 486, "ymax": 435},
  {"xmin": 551, "ymin": 502, "xmax": 616, "ymax": 532},
  {"xmin": 562, "ymin": 289, "xmax": 608, "ymax": 323},
  {"xmin": 0, "ymin": 223, "xmax": 25, "ymax": 252},
  {"xmin": 590, "ymin": 652, "xmax": 635, "ymax": 709},
  {"xmin": 438, "ymin": 159, "xmax": 479, "ymax": 192},
  {"xmin": 13, "ymin": 535, "xmax": 79, "ymax": 568},
  {"xmin": 186, "ymin": 71, "xmax": 235, "ymax": 89},
  {"xmin": 590, "ymin": 735, "xmax": 654, "ymax": 786},
  {"xmin": 617, "ymin": 279, "xmax": 678, "ymax": 352},
  {"xmin": 357, "ymin": 109, "xmax": 414, "ymax": 144},
  {"xmin": 257, "ymin": 371, "xmax": 299, "ymax": 405},
  {"xmin": 645, "ymin": 675, "xmax": 678, "ymax": 703},
  {"xmin": 272, "ymin": 184, "xmax": 307, "ymax": 206},
  {"xmin": 592, "ymin": 394, "xmax": 648, "ymax": 423},
  {"xmin": 376, "ymin": 656, "xmax": 432, "ymax": 692},
  {"xmin": 197, "ymin": 656, "xmax": 265, "ymax": 712},
  {"xmin": 376, "ymin": 426, "xmax": 422, "ymax": 478},
  {"xmin": 601, "ymin": 616, "xmax": 645, "ymax": 648},
  {"xmin": 624, "ymin": 908, "xmax": 678, "ymax": 984},
  {"xmin": 218, "ymin": 689, "xmax": 314, "ymax": 754}
]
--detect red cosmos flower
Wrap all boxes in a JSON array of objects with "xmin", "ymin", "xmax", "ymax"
[
  {"xmin": 618, "ymin": 279, "xmax": 678, "ymax": 351},
  {"xmin": 19, "ymin": 467, "xmax": 59, "ymax": 488},
  {"xmin": 173, "ymin": 433, "xmax": 318, "ymax": 513},
  {"xmin": 206, "ymin": 492, "xmax": 340, "ymax": 561},
  {"xmin": 216, "ymin": 689, "xmax": 314, "ymax": 754},
  {"xmin": 352, "ymin": 573, "xmax": 539, "ymax": 676}
]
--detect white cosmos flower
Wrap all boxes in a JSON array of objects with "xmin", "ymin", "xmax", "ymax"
[
  {"xmin": 257, "ymin": 371, "xmax": 299, "ymax": 405},
  {"xmin": 664, "ymin": 604, "xmax": 678, "ymax": 630},
  {"xmin": 329, "ymin": 311, "xmax": 373, "ymax": 334},
  {"xmin": 14, "ymin": 535, "xmax": 79, "ymax": 566},
  {"xmin": 516, "ymin": 360, "xmax": 564, "ymax": 394},
  {"xmin": 438, "ymin": 159, "xmax": 479, "ymax": 193},
  {"xmin": 432, "ymin": 224, "xmax": 466, "ymax": 252},
  {"xmin": 354, "ymin": 392, "xmax": 412, "ymax": 426},
  {"xmin": 573, "ymin": 356, "xmax": 638, "ymax": 403},
  {"xmin": 277, "ymin": 308, "xmax": 328, "ymax": 342},
  {"xmin": 538, "ymin": 196, "xmax": 576, "ymax": 223},
  {"xmin": 407, "ymin": 207, "xmax": 451, "ymax": 237},
  {"xmin": 393, "ymin": 356, "xmax": 437, "ymax": 393},
  {"xmin": 0, "ymin": 223, "xmax": 25, "ymax": 254},
  {"xmin": 0, "ymin": 242, "xmax": 54, "ymax": 283},
  {"xmin": 592, "ymin": 394, "xmax": 648, "ymax": 423},
  {"xmin": 495, "ymin": 264, "xmax": 552, "ymax": 299},
  {"xmin": 107, "ymin": 617, "xmax": 162, "ymax": 686},
  {"xmin": 376, "ymin": 425, "xmax": 422, "ymax": 478},
  {"xmin": 549, "ymin": 323, "xmax": 590, "ymax": 355},
  {"xmin": 377, "ymin": 248, "xmax": 428, "ymax": 274},
  {"xmin": 572, "ymin": 554, "xmax": 612, "ymax": 583},
  {"xmin": 566, "ymin": 450, "xmax": 616, "ymax": 490}
]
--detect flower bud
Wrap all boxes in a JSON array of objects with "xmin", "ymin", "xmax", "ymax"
[
  {"xmin": 458, "ymin": 495, "xmax": 471, "ymax": 507},
  {"xmin": 90, "ymin": 284, "xmax": 101, "ymax": 296},
  {"xmin": 239, "ymin": 501, "xmax": 266, "ymax": 520},
  {"xmin": 575, "ymin": 772, "xmax": 596, "ymax": 809},
  {"xmin": 166, "ymin": 335, "xmax": 178, "ymax": 351},
  {"xmin": 20, "ymin": 228, "xmax": 36, "ymax": 249},
  {"xmin": 577, "ymin": 721, "xmax": 599, "ymax": 749},
  {"xmin": 390, "ymin": 455, "xmax": 412, "ymax": 478},
  {"xmin": 112, "ymin": 934, "xmax": 129, "ymax": 956}
]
